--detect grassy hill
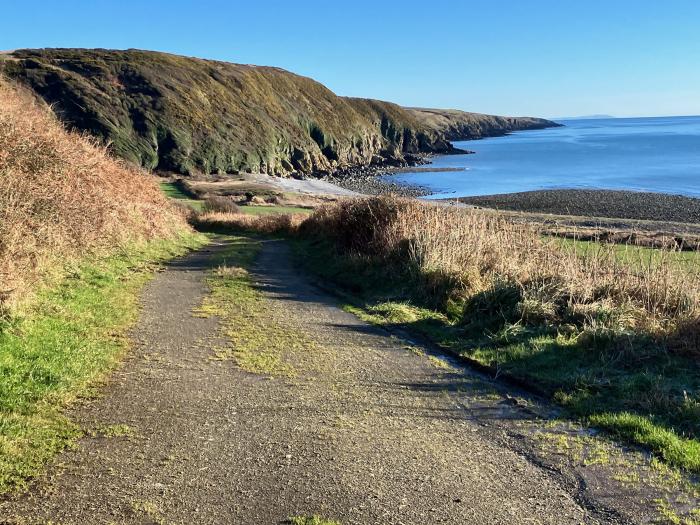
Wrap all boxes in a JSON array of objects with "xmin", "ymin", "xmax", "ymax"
[{"xmin": 1, "ymin": 48, "xmax": 557, "ymax": 176}]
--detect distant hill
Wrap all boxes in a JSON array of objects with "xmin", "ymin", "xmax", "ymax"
[{"xmin": 1, "ymin": 48, "xmax": 559, "ymax": 176}]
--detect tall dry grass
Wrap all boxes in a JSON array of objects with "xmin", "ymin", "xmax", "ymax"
[
  {"xmin": 194, "ymin": 211, "xmax": 306, "ymax": 235},
  {"xmin": 0, "ymin": 78, "xmax": 187, "ymax": 308},
  {"xmin": 302, "ymin": 196, "xmax": 700, "ymax": 337}
]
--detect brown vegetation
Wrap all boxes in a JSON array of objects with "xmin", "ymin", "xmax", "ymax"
[
  {"xmin": 0, "ymin": 77, "xmax": 187, "ymax": 308},
  {"xmin": 201, "ymin": 196, "xmax": 241, "ymax": 214},
  {"xmin": 194, "ymin": 211, "xmax": 306, "ymax": 235},
  {"xmin": 302, "ymin": 196, "xmax": 700, "ymax": 333},
  {"xmin": 201, "ymin": 195, "xmax": 700, "ymax": 338}
]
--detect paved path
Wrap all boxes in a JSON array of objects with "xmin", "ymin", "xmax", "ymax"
[{"xmin": 1, "ymin": 237, "xmax": 683, "ymax": 524}]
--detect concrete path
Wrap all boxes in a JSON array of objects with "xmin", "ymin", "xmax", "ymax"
[{"xmin": 1, "ymin": 237, "xmax": 689, "ymax": 524}]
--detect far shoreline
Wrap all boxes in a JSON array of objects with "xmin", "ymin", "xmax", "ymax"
[{"xmin": 452, "ymin": 188, "xmax": 700, "ymax": 225}]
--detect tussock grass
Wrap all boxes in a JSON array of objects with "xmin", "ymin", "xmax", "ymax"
[
  {"xmin": 201, "ymin": 195, "xmax": 241, "ymax": 214},
  {"xmin": 302, "ymin": 196, "xmax": 700, "ymax": 330},
  {"xmin": 0, "ymin": 77, "xmax": 188, "ymax": 309},
  {"xmin": 194, "ymin": 211, "xmax": 307, "ymax": 235}
]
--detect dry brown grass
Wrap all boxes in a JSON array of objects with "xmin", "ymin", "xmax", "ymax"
[
  {"xmin": 302, "ymin": 196, "xmax": 700, "ymax": 336},
  {"xmin": 194, "ymin": 211, "xmax": 306, "ymax": 235},
  {"xmin": 201, "ymin": 196, "xmax": 241, "ymax": 214},
  {"xmin": 0, "ymin": 77, "xmax": 187, "ymax": 308}
]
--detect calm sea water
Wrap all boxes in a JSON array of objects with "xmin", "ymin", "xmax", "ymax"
[{"xmin": 387, "ymin": 116, "xmax": 700, "ymax": 199}]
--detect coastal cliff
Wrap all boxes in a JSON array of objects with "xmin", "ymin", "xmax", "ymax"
[
  {"xmin": 408, "ymin": 107, "xmax": 559, "ymax": 141},
  {"xmin": 1, "ymin": 48, "xmax": 559, "ymax": 176}
]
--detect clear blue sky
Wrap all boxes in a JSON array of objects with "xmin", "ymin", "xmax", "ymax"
[{"xmin": 2, "ymin": 0, "xmax": 699, "ymax": 118}]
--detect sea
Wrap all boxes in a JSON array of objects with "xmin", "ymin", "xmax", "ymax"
[{"xmin": 385, "ymin": 115, "xmax": 700, "ymax": 199}]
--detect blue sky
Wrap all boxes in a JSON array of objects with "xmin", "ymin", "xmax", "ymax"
[{"xmin": 2, "ymin": 0, "xmax": 699, "ymax": 117}]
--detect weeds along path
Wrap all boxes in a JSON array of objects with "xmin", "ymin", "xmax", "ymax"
[{"xmin": 1, "ymin": 236, "xmax": 694, "ymax": 524}]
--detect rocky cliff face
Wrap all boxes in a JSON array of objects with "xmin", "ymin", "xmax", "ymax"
[{"xmin": 1, "ymin": 49, "xmax": 559, "ymax": 176}]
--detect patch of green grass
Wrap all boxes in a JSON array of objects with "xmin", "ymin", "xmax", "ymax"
[
  {"xmin": 590, "ymin": 413, "xmax": 700, "ymax": 473},
  {"xmin": 556, "ymin": 237, "xmax": 700, "ymax": 272},
  {"xmin": 240, "ymin": 205, "xmax": 312, "ymax": 216},
  {"xmin": 291, "ymin": 236, "xmax": 700, "ymax": 474},
  {"xmin": 131, "ymin": 499, "xmax": 167, "ymax": 525},
  {"xmin": 0, "ymin": 232, "xmax": 207, "ymax": 493},
  {"xmin": 288, "ymin": 516, "xmax": 341, "ymax": 525},
  {"xmin": 159, "ymin": 182, "xmax": 190, "ymax": 199},
  {"xmin": 653, "ymin": 497, "xmax": 700, "ymax": 525},
  {"xmin": 159, "ymin": 182, "xmax": 204, "ymax": 211},
  {"xmin": 99, "ymin": 424, "xmax": 135, "ymax": 438},
  {"xmin": 198, "ymin": 236, "xmax": 316, "ymax": 375}
]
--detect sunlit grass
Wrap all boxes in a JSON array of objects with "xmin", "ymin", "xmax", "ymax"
[{"xmin": 0, "ymin": 233, "xmax": 206, "ymax": 493}]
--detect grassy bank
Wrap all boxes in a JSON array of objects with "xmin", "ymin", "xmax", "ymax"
[
  {"xmin": 0, "ymin": 233, "xmax": 206, "ymax": 492},
  {"xmin": 0, "ymin": 78, "xmax": 187, "ymax": 310},
  {"xmin": 201, "ymin": 196, "xmax": 700, "ymax": 473},
  {"xmin": 0, "ymin": 75, "xmax": 198, "ymax": 493}
]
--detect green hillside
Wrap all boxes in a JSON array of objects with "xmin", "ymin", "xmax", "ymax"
[{"xmin": 1, "ymin": 48, "xmax": 558, "ymax": 176}]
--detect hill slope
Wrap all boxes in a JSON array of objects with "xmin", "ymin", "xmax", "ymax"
[
  {"xmin": 0, "ymin": 75, "xmax": 186, "ymax": 305},
  {"xmin": 1, "ymin": 48, "xmax": 558, "ymax": 176}
]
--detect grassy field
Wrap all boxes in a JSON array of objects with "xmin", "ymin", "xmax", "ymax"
[
  {"xmin": 556, "ymin": 236, "xmax": 700, "ymax": 272},
  {"xmin": 0, "ymin": 233, "xmax": 206, "ymax": 492}
]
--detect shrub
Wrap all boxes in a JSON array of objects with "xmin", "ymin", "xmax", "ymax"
[{"xmin": 202, "ymin": 196, "xmax": 241, "ymax": 214}]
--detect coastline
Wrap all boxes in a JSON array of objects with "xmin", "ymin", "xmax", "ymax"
[{"xmin": 455, "ymin": 189, "xmax": 700, "ymax": 225}]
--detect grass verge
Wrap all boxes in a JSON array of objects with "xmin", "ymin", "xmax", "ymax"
[{"xmin": 0, "ymin": 232, "xmax": 206, "ymax": 493}]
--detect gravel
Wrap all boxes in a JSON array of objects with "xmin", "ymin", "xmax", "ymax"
[{"xmin": 458, "ymin": 189, "xmax": 700, "ymax": 224}]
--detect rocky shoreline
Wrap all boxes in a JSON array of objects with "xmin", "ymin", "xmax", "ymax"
[
  {"xmin": 457, "ymin": 189, "xmax": 700, "ymax": 224},
  {"xmin": 319, "ymin": 149, "xmax": 471, "ymax": 197},
  {"xmin": 325, "ymin": 168, "xmax": 432, "ymax": 197}
]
